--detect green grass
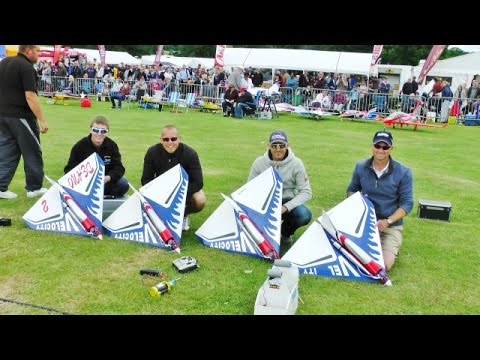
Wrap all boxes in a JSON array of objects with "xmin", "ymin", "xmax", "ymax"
[{"xmin": 1, "ymin": 99, "xmax": 479, "ymax": 315}]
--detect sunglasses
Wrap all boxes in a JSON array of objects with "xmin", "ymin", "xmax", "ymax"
[
  {"xmin": 162, "ymin": 137, "xmax": 178, "ymax": 142},
  {"xmin": 270, "ymin": 143, "xmax": 286, "ymax": 149},
  {"xmin": 91, "ymin": 127, "xmax": 108, "ymax": 135},
  {"xmin": 374, "ymin": 143, "xmax": 391, "ymax": 150}
]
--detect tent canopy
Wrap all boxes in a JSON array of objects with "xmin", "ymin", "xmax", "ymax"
[
  {"xmin": 70, "ymin": 48, "xmax": 140, "ymax": 65},
  {"xmin": 37, "ymin": 47, "xmax": 140, "ymax": 65},
  {"xmin": 413, "ymin": 52, "xmax": 480, "ymax": 88},
  {"xmin": 141, "ymin": 55, "xmax": 214, "ymax": 69},
  {"xmin": 4, "ymin": 46, "xmax": 140, "ymax": 65},
  {"xmin": 223, "ymin": 47, "xmax": 373, "ymax": 75},
  {"xmin": 424, "ymin": 51, "xmax": 480, "ymax": 74}
]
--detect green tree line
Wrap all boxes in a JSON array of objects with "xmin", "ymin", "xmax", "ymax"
[{"xmin": 71, "ymin": 45, "xmax": 466, "ymax": 66}]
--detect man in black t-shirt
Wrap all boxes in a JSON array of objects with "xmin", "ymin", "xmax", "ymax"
[{"xmin": 0, "ymin": 45, "xmax": 49, "ymax": 199}]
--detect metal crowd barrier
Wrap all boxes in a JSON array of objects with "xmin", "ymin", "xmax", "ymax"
[{"xmin": 36, "ymin": 76, "xmax": 474, "ymax": 122}]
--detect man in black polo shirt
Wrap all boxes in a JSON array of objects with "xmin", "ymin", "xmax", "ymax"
[
  {"xmin": 141, "ymin": 124, "xmax": 206, "ymax": 231},
  {"xmin": 0, "ymin": 45, "xmax": 49, "ymax": 199}
]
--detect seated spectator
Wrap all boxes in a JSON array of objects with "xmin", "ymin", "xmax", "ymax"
[
  {"xmin": 310, "ymin": 90, "xmax": 332, "ymax": 109},
  {"xmin": 222, "ymin": 84, "xmax": 239, "ymax": 117},
  {"xmin": 79, "ymin": 73, "xmax": 93, "ymax": 96},
  {"xmin": 133, "ymin": 76, "xmax": 147, "ymax": 101},
  {"xmin": 110, "ymin": 80, "xmax": 131, "ymax": 109},
  {"xmin": 148, "ymin": 79, "xmax": 162, "ymax": 92},
  {"xmin": 109, "ymin": 78, "xmax": 123, "ymax": 103},
  {"xmin": 333, "ymin": 91, "xmax": 347, "ymax": 112},
  {"xmin": 61, "ymin": 75, "xmax": 77, "ymax": 95},
  {"xmin": 473, "ymin": 94, "xmax": 480, "ymax": 118},
  {"xmin": 234, "ymin": 86, "xmax": 254, "ymax": 118}
]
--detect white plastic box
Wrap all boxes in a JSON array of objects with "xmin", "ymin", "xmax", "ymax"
[{"xmin": 257, "ymin": 111, "xmax": 272, "ymax": 120}]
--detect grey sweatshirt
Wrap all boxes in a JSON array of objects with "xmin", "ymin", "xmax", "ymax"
[{"xmin": 248, "ymin": 148, "xmax": 312, "ymax": 212}]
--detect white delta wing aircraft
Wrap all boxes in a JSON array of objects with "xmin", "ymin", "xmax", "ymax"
[
  {"xmin": 282, "ymin": 192, "xmax": 392, "ymax": 286},
  {"xmin": 23, "ymin": 153, "xmax": 105, "ymax": 240},
  {"xmin": 195, "ymin": 167, "xmax": 282, "ymax": 261},
  {"xmin": 102, "ymin": 164, "xmax": 188, "ymax": 253}
]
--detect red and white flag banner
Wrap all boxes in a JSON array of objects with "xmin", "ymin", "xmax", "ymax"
[
  {"xmin": 214, "ymin": 45, "xmax": 226, "ymax": 68},
  {"xmin": 53, "ymin": 45, "xmax": 62, "ymax": 63},
  {"xmin": 97, "ymin": 45, "xmax": 106, "ymax": 66},
  {"xmin": 154, "ymin": 45, "xmax": 164, "ymax": 66},
  {"xmin": 370, "ymin": 45, "xmax": 383, "ymax": 66},
  {"xmin": 417, "ymin": 45, "xmax": 446, "ymax": 84}
]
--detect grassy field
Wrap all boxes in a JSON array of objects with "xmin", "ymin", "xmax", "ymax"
[{"xmin": 0, "ymin": 98, "xmax": 479, "ymax": 315}]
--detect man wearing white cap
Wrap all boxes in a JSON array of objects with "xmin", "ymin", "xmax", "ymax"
[
  {"xmin": 346, "ymin": 130, "xmax": 413, "ymax": 271},
  {"xmin": 248, "ymin": 130, "xmax": 312, "ymax": 246}
]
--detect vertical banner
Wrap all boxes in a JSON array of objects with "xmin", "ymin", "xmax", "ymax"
[
  {"xmin": 153, "ymin": 45, "xmax": 163, "ymax": 66},
  {"xmin": 370, "ymin": 45, "xmax": 383, "ymax": 66},
  {"xmin": 214, "ymin": 45, "xmax": 226, "ymax": 68},
  {"xmin": 53, "ymin": 45, "xmax": 62, "ymax": 63},
  {"xmin": 0, "ymin": 45, "xmax": 6, "ymax": 61},
  {"xmin": 417, "ymin": 45, "xmax": 446, "ymax": 84},
  {"xmin": 97, "ymin": 45, "xmax": 106, "ymax": 66}
]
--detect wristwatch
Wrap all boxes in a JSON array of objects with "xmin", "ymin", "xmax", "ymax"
[{"xmin": 386, "ymin": 217, "xmax": 393, "ymax": 225}]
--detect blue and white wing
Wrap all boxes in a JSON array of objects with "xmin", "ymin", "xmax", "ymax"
[
  {"xmin": 102, "ymin": 193, "xmax": 169, "ymax": 249},
  {"xmin": 283, "ymin": 192, "xmax": 384, "ymax": 284},
  {"xmin": 196, "ymin": 167, "xmax": 282, "ymax": 260},
  {"xmin": 58, "ymin": 152, "xmax": 105, "ymax": 232},
  {"xmin": 23, "ymin": 153, "xmax": 105, "ymax": 238},
  {"xmin": 139, "ymin": 164, "xmax": 188, "ymax": 243},
  {"xmin": 103, "ymin": 164, "xmax": 188, "ymax": 249}
]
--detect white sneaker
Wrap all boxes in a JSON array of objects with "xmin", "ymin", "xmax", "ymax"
[
  {"xmin": 26, "ymin": 188, "xmax": 48, "ymax": 198},
  {"xmin": 0, "ymin": 190, "xmax": 18, "ymax": 199},
  {"xmin": 182, "ymin": 216, "xmax": 190, "ymax": 231}
]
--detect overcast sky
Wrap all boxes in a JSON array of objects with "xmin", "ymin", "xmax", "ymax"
[{"xmin": 448, "ymin": 45, "xmax": 480, "ymax": 52}]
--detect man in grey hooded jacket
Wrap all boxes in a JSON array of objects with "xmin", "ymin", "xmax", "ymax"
[{"xmin": 248, "ymin": 130, "xmax": 312, "ymax": 245}]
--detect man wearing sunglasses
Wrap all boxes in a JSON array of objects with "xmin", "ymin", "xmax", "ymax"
[
  {"xmin": 64, "ymin": 116, "xmax": 129, "ymax": 198},
  {"xmin": 141, "ymin": 124, "xmax": 206, "ymax": 232},
  {"xmin": 248, "ymin": 130, "xmax": 312, "ymax": 246},
  {"xmin": 346, "ymin": 130, "xmax": 413, "ymax": 271}
]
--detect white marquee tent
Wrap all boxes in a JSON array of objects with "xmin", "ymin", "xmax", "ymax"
[
  {"xmin": 39, "ymin": 46, "xmax": 141, "ymax": 65},
  {"xmin": 141, "ymin": 47, "xmax": 373, "ymax": 75},
  {"xmin": 413, "ymin": 52, "xmax": 480, "ymax": 89},
  {"xmin": 222, "ymin": 47, "xmax": 373, "ymax": 76},
  {"xmin": 141, "ymin": 55, "xmax": 214, "ymax": 69},
  {"xmin": 70, "ymin": 48, "xmax": 140, "ymax": 65}
]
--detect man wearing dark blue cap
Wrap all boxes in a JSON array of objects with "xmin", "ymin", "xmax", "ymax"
[
  {"xmin": 346, "ymin": 130, "xmax": 413, "ymax": 271},
  {"xmin": 248, "ymin": 130, "xmax": 312, "ymax": 246}
]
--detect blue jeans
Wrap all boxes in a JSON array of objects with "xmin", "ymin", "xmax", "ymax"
[
  {"xmin": 110, "ymin": 93, "xmax": 125, "ymax": 108},
  {"xmin": 104, "ymin": 176, "xmax": 129, "ymax": 197},
  {"xmin": 281, "ymin": 204, "xmax": 312, "ymax": 237},
  {"xmin": 235, "ymin": 103, "xmax": 251, "ymax": 118}
]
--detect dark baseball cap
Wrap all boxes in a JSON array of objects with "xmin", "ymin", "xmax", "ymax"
[
  {"xmin": 372, "ymin": 130, "xmax": 393, "ymax": 145},
  {"xmin": 269, "ymin": 130, "xmax": 288, "ymax": 144}
]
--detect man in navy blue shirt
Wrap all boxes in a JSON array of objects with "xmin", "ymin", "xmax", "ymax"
[{"xmin": 346, "ymin": 130, "xmax": 413, "ymax": 271}]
